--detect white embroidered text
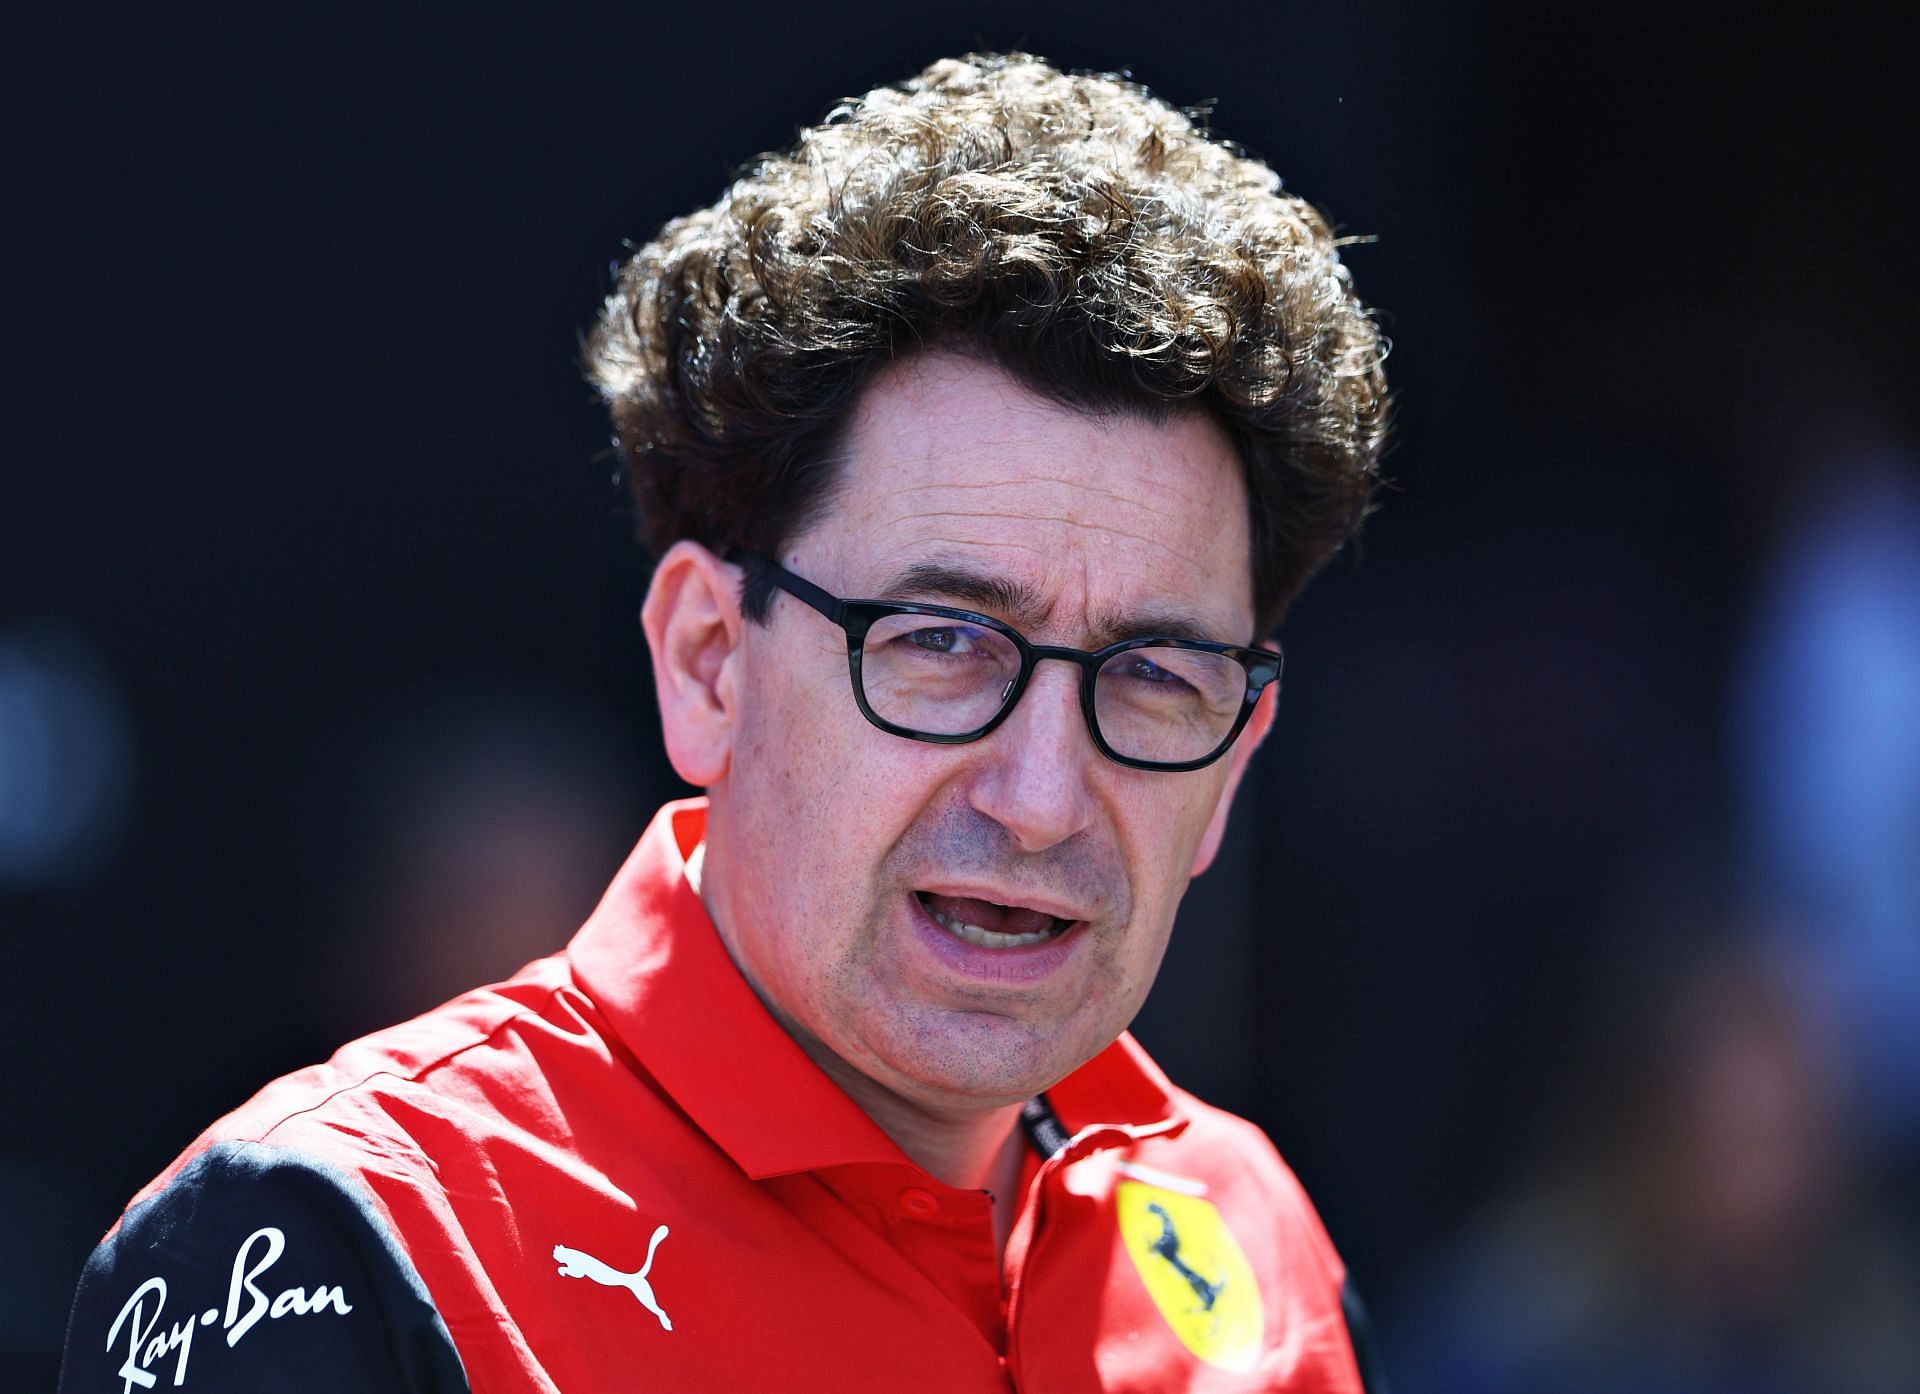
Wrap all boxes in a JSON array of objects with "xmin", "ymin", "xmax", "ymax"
[{"xmin": 104, "ymin": 1226, "xmax": 353, "ymax": 1393}]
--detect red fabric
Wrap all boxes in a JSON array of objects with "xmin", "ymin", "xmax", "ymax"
[{"xmin": 129, "ymin": 799, "xmax": 1365, "ymax": 1392}]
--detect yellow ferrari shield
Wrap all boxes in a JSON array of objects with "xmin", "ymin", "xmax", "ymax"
[{"xmin": 1116, "ymin": 1180, "xmax": 1264, "ymax": 1372}]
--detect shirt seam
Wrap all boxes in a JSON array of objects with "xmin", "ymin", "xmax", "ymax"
[{"xmin": 250, "ymin": 981, "xmax": 574, "ymax": 1151}]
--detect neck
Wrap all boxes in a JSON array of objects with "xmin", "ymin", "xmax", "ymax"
[
  {"xmin": 690, "ymin": 833, "xmax": 1032, "ymax": 1251},
  {"xmin": 804, "ymin": 1049, "xmax": 1031, "ymax": 1255},
  {"xmin": 808, "ymin": 1047, "xmax": 1026, "ymax": 1189}
]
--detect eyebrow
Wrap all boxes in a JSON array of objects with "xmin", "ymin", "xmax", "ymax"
[
  {"xmin": 880, "ymin": 563, "xmax": 1050, "ymax": 628},
  {"xmin": 876, "ymin": 561, "xmax": 1229, "ymax": 647}
]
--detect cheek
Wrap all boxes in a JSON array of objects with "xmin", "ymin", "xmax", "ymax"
[
  {"xmin": 1097, "ymin": 785, "xmax": 1225, "ymax": 988},
  {"xmin": 736, "ymin": 660, "xmax": 864, "ymax": 822},
  {"xmin": 1121, "ymin": 775, "xmax": 1225, "ymax": 894},
  {"xmin": 728, "ymin": 676, "xmax": 923, "ymax": 926}
]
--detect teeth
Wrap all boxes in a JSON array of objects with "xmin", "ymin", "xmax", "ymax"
[{"xmin": 926, "ymin": 903, "xmax": 1056, "ymax": 948}]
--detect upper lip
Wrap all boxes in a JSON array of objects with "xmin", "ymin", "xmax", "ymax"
[{"xmin": 912, "ymin": 883, "xmax": 1098, "ymax": 925}]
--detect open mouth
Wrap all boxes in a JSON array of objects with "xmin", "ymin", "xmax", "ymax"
[{"xmin": 915, "ymin": 891, "xmax": 1074, "ymax": 949}]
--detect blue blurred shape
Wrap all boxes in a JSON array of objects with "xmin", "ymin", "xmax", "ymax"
[
  {"xmin": 0, "ymin": 623, "xmax": 134, "ymax": 885},
  {"xmin": 1736, "ymin": 453, "xmax": 1920, "ymax": 1140}
]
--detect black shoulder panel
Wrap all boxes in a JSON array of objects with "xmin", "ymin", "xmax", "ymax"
[
  {"xmin": 60, "ymin": 1142, "xmax": 468, "ymax": 1394},
  {"xmin": 1341, "ymin": 1275, "xmax": 1390, "ymax": 1394}
]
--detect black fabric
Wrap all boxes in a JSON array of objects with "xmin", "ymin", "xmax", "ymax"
[
  {"xmin": 1018, "ymin": 1093, "xmax": 1071, "ymax": 1160},
  {"xmin": 1340, "ymin": 1276, "xmax": 1390, "ymax": 1394},
  {"xmin": 60, "ymin": 1142, "xmax": 467, "ymax": 1394}
]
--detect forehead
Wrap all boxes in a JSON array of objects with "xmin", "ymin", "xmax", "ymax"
[{"xmin": 802, "ymin": 354, "xmax": 1256, "ymax": 640}]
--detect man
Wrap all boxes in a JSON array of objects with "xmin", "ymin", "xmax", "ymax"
[{"xmin": 62, "ymin": 54, "xmax": 1388, "ymax": 1392}]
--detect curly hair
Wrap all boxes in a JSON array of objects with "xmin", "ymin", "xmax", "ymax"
[{"xmin": 586, "ymin": 53, "xmax": 1389, "ymax": 634}]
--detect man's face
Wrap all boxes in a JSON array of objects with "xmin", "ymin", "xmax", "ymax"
[{"xmin": 699, "ymin": 353, "xmax": 1268, "ymax": 1118}]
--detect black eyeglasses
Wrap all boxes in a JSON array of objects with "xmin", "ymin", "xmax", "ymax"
[{"xmin": 735, "ymin": 552, "xmax": 1281, "ymax": 772}]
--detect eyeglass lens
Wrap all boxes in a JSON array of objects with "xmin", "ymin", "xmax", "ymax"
[{"xmin": 858, "ymin": 613, "xmax": 1248, "ymax": 765}]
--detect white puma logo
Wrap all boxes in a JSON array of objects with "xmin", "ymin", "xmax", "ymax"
[{"xmin": 552, "ymin": 1228, "xmax": 673, "ymax": 1332}]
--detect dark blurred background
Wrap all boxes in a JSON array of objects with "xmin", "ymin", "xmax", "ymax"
[{"xmin": 6, "ymin": 3, "xmax": 1918, "ymax": 1389}]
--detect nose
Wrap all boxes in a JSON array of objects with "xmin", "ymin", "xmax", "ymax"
[{"xmin": 964, "ymin": 659, "xmax": 1098, "ymax": 853}]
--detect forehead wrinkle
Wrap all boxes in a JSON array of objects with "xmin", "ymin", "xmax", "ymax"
[
  {"xmin": 874, "ymin": 505, "xmax": 1216, "ymax": 576},
  {"xmin": 879, "ymin": 474, "xmax": 1197, "ymax": 532}
]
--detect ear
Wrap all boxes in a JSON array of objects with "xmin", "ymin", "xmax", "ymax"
[
  {"xmin": 640, "ymin": 540, "xmax": 745, "ymax": 788},
  {"xmin": 1188, "ymin": 679, "xmax": 1278, "ymax": 877}
]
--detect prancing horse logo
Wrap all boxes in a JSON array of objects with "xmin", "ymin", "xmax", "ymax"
[
  {"xmin": 1117, "ymin": 1180, "xmax": 1263, "ymax": 1370},
  {"xmin": 553, "ymin": 1226, "xmax": 673, "ymax": 1332},
  {"xmin": 1146, "ymin": 1202, "xmax": 1224, "ymax": 1311}
]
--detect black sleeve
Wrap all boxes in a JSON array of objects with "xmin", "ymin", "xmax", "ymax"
[
  {"xmin": 1341, "ymin": 1276, "xmax": 1390, "ymax": 1394},
  {"xmin": 60, "ymin": 1141, "xmax": 468, "ymax": 1394}
]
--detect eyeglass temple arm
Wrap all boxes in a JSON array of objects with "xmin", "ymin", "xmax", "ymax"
[{"xmin": 728, "ymin": 550, "xmax": 845, "ymax": 623}]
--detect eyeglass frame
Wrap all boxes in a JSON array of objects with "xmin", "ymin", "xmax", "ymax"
[{"xmin": 731, "ymin": 551, "xmax": 1283, "ymax": 773}]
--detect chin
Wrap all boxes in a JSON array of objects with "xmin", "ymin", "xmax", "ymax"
[{"xmin": 879, "ymin": 1010, "xmax": 1107, "ymax": 1109}]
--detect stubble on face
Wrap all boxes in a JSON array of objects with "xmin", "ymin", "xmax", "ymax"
[
  {"xmin": 731, "ymin": 774, "xmax": 1152, "ymax": 1114},
  {"xmin": 700, "ymin": 352, "xmax": 1252, "ymax": 1120}
]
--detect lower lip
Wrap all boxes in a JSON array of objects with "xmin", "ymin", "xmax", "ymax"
[{"xmin": 906, "ymin": 894, "xmax": 1086, "ymax": 984}]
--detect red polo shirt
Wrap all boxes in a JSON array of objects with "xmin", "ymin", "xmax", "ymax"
[{"xmin": 63, "ymin": 800, "xmax": 1373, "ymax": 1393}]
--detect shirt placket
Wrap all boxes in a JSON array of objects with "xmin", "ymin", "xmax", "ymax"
[{"xmin": 813, "ymin": 1163, "xmax": 1007, "ymax": 1351}]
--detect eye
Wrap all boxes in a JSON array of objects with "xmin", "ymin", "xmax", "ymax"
[
  {"xmin": 903, "ymin": 623, "xmax": 989, "ymax": 656},
  {"xmin": 1120, "ymin": 653, "xmax": 1190, "ymax": 686}
]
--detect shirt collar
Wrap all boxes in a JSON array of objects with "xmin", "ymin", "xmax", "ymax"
[
  {"xmin": 1047, "ymin": 1033, "xmax": 1189, "ymax": 1154},
  {"xmin": 567, "ymin": 798, "xmax": 1187, "ymax": 1179}
]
